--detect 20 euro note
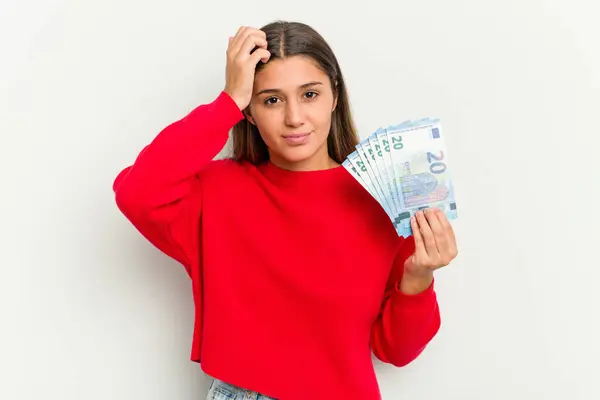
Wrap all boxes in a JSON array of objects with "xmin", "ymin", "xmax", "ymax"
[
  {"xmin": 385, "ymin": 119, "xmax": 458, "ymax": 237},
  {"xmin": 354, "ymin": 139, "xmax": 396, "ymax": 218},
  {"xmin": 384, "ymin": 117, "xmax": 437, "ymax": 218},
  {"xmin": 369, "ymin": 128, "xmax": 401, "ymax": 220},
  {"xmin": 343, "ymin": 155, "xmax": 405, "ymax": 235},
  {"xmin": 344, "ymin": 126, "xmax": 408, "ymax": 235},
  {"xmin": 343, "ymin": 118, "xmax": 458, "ymax": 238}
]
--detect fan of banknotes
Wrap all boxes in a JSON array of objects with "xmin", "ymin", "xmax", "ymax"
[{"xmin": 342, "ymin": 118, "xmax": 458, "ymax": 238}]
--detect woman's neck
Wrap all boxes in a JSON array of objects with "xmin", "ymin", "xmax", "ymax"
[{"xmin": 268, "ymin": 145, "xmax": 339, "ymax": 172}]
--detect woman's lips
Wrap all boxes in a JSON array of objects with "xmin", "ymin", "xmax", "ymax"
[{"xmin": 282, "ymin": 131, "xmax": 311, "ymax": 145}]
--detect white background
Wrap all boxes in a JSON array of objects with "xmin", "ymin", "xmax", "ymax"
[{"xmin": 1, "ymin": 0, "xmax": 599, "ymax": 399}]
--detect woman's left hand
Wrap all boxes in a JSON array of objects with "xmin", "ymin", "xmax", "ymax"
[{"xmin": 401, "ymin": 207, "xmax": 458, "ymax": 292}]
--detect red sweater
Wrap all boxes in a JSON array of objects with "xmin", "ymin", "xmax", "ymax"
[{"xmin": 112, "ymin": 91, "xmax": 441, "ymax": 399}]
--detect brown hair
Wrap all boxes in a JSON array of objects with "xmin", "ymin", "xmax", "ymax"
[{"xmin": 230, "ymin": 20, "xmax": 359, "ymax": 165}]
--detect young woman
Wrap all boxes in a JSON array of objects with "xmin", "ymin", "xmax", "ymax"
[{"xmin": 113, "ymin": 20, "xmax": 458, "ymax": 400}]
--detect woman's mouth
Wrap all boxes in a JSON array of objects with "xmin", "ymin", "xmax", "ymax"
[{"xmin": 282, "ymin": 131, "xmax": 311, "ymax": 145}]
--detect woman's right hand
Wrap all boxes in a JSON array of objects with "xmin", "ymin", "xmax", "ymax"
[{"xmin": 224, "ymin": 26, "xmax": 271, "ymax": 110}]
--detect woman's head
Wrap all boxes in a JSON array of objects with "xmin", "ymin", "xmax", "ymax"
[{"xmin": 231, "ymin": 20, "xmax": 359, "ymax": 170}]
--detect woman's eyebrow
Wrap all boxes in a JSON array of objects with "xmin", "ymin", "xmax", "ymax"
[{"xmin": 256, "ymin": 81, "xmax": 324, "ymax": 96}]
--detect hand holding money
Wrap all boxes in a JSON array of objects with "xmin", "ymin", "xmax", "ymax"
[{"xmin": 399, "ymin": 207, "xmax": 458, "ymax": 294}]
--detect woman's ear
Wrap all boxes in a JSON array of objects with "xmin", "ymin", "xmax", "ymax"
[
  {"xmin": 244, "ymin": 108, "xmax": 256, "ymax": 126},
  {"xmin": 332, "ymin": 81, "xmax": 338, "ymax": 112}
]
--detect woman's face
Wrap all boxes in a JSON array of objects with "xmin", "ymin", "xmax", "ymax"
[{"xmin": 246, "ymin": 55, "xmax": 338, "ymax": 170}]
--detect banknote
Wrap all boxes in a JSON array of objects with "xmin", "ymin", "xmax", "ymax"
[
  {"xmin": 368, "ymin": 129, "xmax": 400, "ymax": 219},
  {"xmin": 346, "ymin": 128, "xmax": 403, "ymax": 233},
  {"xmin": 346, "ymin": 149, "xmax": 376, "ymax": 198},
  {"xmin": 387, "ymin": 120, "xmax": 458, "ymax": 237},
  {"xmin": 343, "ymin": 118, "xmax": 458, "ymax": 237},
  {"xmin": 355, "ymin": 140, "xmax": 395, "ymax": 218}
]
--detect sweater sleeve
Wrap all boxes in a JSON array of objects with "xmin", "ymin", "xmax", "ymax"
[
  {"xmin": 113, "ymin": 91, "xmax": 244, "ymax": 275},
  {"xmin": 370, "ymin": 236, "xmax": 441, "ymax": 367}
]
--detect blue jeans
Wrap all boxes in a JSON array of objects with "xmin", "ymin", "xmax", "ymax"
[{"xmin": 206, "ymin": 378, "xmax": 277, "ymax": 400}]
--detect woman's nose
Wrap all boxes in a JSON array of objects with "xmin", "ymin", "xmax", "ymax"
[{"xmin": 284, "ymin": 101, "xmax": 304, "ymax": 127}]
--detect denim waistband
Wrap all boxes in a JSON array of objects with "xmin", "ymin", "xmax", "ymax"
[{"xmin": 206, "ymin": 378, "xmax": 277, "ymax": 400}]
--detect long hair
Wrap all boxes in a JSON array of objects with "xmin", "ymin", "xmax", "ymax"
[{"xmin": 230, "ymin": 20, "xmax": 359, "ymax": 165}]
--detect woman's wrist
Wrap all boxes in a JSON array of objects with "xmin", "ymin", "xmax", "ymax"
[{"xmin": 399, "ymin": 270, "xmax": 434, "ymax": 295}]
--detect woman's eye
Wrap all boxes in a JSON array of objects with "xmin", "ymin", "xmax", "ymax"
[
  {"xmin": 264, "ymin": 97, "xmax": 279, "ymax": 105},
  {"xmin": 304, "ymin": 91, "xmax": 318, "ymax": 99}
]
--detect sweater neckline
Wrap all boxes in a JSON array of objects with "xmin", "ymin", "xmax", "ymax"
[{"xmin": 260, "ymin": 160, "xmax": 347, "ymax": 188}]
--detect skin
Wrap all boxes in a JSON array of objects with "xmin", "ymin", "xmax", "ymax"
[
  {"xmin": 401, "ymin": 207, "xmax": 458, "ymax": 294},
  {"xmin": 224, "ymin": 26, "xmax": 458, "ymax": 294},
  {"xmin": 245, "ymin": 56, "xmax": 339, "ymax": 172}
]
